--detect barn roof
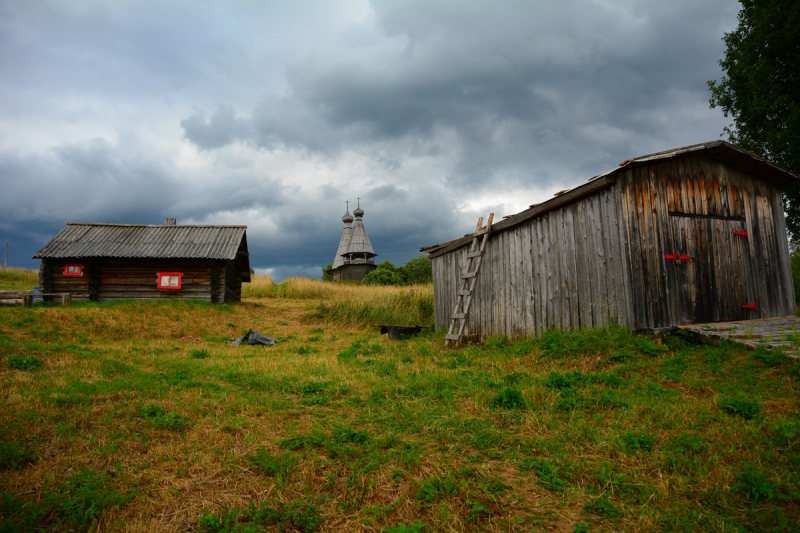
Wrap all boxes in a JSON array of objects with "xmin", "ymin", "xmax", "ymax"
[
  {"xmin": 34, "ymin": 223, "xmax": 248, "ymax": 261},
  {"xmin": 422, "ymin": 140, "xmax": 800, "ymax": 258}
]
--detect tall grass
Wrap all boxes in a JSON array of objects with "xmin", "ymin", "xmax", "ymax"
[
  {"xmin": 0, "ymin": 267, "xmax": 38, "ymax": 291},
  {"xmin": 241, "ymin": 274, "xmax": 275, "ymax": 298},
  {"xmin": 270, "ymin": 277, "xmax": 434, "ymax": 327},
  {"xmin": 791, "ymin": 246, "xmax": 800, "ymax": 310}
]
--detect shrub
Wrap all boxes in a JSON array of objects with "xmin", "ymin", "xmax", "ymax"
[
  {"xmin": 198, "ymin": 498, "xmax": 324, "ymax": 533},
  {"xmin": 770, "ymin": 417, "xmax": 800, "ymax": 447},
  {"xmin": 525, "ymin": 459, "xmax": 567, "ymax": 491},
  {"xmin": 246, "ymin": 449, "xmax": 296, "ymax": 479},
  {"xmin": 46, "ymin": 468, "xmax": 134, "ymax": 528},
  {"xmin": 0, "ymin": 440, "xmax": 34, "ymax": 470},
  {"xmin": 733, "ymin": 463, "xmax": 785, "ymax": 503},
  {"xmin": 414, "ymin": 475, "xmax": 457, "ymax": 503},
  {"xmin": 139, "ymin": 404, "xmax": 191, "ymax": 431},
  {"xmin": 621, "ymin": 432, "xmax": 656, "ymax": 453},
  {"xmin": 752, "ymin": 347, "xmax": 785, "ymax": 367},
  {"xmin": 7, "ymin": 355, "xmax": 42, "ymax": 371},
  {"xmin": 491, "ymin": 387, "xmax": 525, "ymax": 409},
  {"xmin": 720, "ymin": 397, "xmax": 762, "ymax": 420}
]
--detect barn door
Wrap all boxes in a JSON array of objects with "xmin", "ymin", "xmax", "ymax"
[{"xmin": 668, "ymin": 215, "xmax": 754, "ymax": 324}]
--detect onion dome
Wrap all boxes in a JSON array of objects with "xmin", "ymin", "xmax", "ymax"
[
  {"xmin": 353, "ymin": 206, "xmax": 364, "ymax": 218},
  {"xmin": 342, "ymin": 210, "xmax": 354, "ymax": 224}
]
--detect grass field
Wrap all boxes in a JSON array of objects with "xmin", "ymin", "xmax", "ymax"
[
  {"xmin": 0, "ymin": 267, "xmax": 38, "ymax": 291},
  {"xmin": 0, "ymin": 274, "xmax": 798, "ymax": 532}
]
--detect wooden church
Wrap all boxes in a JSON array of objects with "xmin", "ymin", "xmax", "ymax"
[{"xmin": 328, "ymin": 200, "xmax": 378, "ymax": 281}]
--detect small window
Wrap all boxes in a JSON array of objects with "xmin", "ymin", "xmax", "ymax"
[
  {"xmin": 64, "ymin": 264, "xmax": 83, "ymax": 276},
  {"xmin": 157, "ymin": 272, "xmax": 183, "ymax": 289}
]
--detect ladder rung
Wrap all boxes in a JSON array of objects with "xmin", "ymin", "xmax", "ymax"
[
  {"xmin": 445, "ymin": 334, "xmax": 461, "ymax": 341},
  {"xmin": 467, "ymin": 251, "xmax": 483, "ymax": 258},
  {"xmin": 458, "ymin": 290, "xmax": 472, "ymax": 296},
  {"xmin": 451, "ymin": 313, "xmax": 466, "ymax": 319},
  {"xmin": 462, "ymin": 272, "xmax": 477, "ymax": 279},
  {"xmin": 475, "ymin": 228, "xmax": 489, "ymax": 236}
]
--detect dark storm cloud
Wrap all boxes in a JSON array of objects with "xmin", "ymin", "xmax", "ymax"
[
  {"xmin": 179, "ymin": 0, "xmax": 737, "ymax": 192},
  {"xmin": 0, "ymin": 1, "xmax": 739, "ymax": 279},
  {"xmin": 181, "ymin": 105, "xmax": 253, "ymax": 150}
]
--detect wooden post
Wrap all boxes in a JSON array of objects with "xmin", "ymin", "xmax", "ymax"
[
  {"xmin": 61, "ymin": 293, "xmax": 71, "ymax": 306},
  {"xmin": 22, "ymin": 294, "xmax": 33, "ymax": 307}
]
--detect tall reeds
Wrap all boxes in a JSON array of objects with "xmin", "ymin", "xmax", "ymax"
[{"xmin": 245, "ymin": 276, "xmax": 434, "ymax": 327}]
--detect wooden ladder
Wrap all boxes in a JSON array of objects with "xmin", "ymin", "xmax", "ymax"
[{"xmin": 445, "ymin": 213, "xmax": 494, "ymax": 345}]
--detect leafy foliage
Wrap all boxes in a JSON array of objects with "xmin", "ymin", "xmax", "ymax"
[
  {"xmin": 707, "ymin": 0, "xmax": 800, "ymax": 235},
  {"xmin": 363, "ymin": 256, "xmax": 433, "ymax": 286},
  {"xmin": 621, "ymin": 432, "xmax": 657, "ymax": 454},
  {"xmin": 198, "ymin": 498, "xmax": 324, "ymax": 533},
  {"xmin": 0, "ymin": 468, "xmax": 133, "ymax": 530},
  {"xmin": 0, "ymin": 439, "xmax": 34, "ymax": 470},
  {"xmin": 7, "ymin": 355, "xmax": 42, "ymax": 371},
  {"xmin": 491, "ymin": 387, "xmax": 524, "ymax": 409},
  {"xmin": 584, "ymin": 496, "xmax": 622, "ymax": 519},
  {"xmin": 139, "ymin": 403, "xmax": 191, "ymax": 431},
  {"xmin": 733, "ymin": 463, "xmax": 786, "ymax": 504},
  {"xmin": 720, "ymin": 397, "xmax": 762, "ymax": 420},
  {"xmin": 246, "ymin": 449, "xmax": 297, "ymax": 479}
]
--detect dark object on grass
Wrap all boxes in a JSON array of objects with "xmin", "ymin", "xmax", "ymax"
[
  {"xmin": 373, "ymin": 325, "xmax": 427, "ymax": 340},
  {"xmin": 227, "ymin": 329, "xmax": 284, "ymax": 346}
]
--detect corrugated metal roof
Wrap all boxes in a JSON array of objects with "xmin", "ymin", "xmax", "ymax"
[{"xmin": 33, "ymin": 223, "xmax": 248, "ymax": 260}]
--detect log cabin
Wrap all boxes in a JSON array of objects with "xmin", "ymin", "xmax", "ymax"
[
  {"xmin": 33, "ymin": 219, "xmax": 250, "ymax": 303},
  {"xmin": 422, "ymin": 141, "xmax": 800, "ymax": 337}
]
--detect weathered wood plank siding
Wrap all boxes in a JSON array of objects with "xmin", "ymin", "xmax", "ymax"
[
  {"xmin": 431, "ymin": 153, "xmax": 794, "ymax": 337},
  {"xmin": 620, "ymin": 155, "xmax": 795, "ymax": 329},
  {"xmin": 433, "ymin": 185, "xmax": 634, "ymax": 335}
]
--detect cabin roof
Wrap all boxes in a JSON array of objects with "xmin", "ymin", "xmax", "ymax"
[
  {"xmin": 33, "ymin": 222, "xmax": 248, "ymax": 261},
  {"xmin": 422, "ymin": 140, "xmax": 800, "ymax": 258}
]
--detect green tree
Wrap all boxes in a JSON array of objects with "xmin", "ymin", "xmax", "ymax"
[
  {"xmin": 708, "ymin": 0, "xmax": 800, "ymax": 235},
  {"xmin": 363, "ymin": 260, "xmax": 406, "ymax": 285},
  {"xmin": 322, "ymin": 263, "xmax": 332, "ymax": 282},
  {"xmin": 399, "ymin": 255, "xmax": 432, "ymax": 284}
]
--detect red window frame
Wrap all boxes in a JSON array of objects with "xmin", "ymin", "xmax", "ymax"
[
  {"xmin": 64, "ymin": 264, "xmax": 83, "ymax": 276},
  {"xmin": 157, "ymin": 272, "xmax": 183, "ymax": 289}
]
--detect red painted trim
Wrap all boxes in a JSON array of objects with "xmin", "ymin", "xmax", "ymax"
[
  {"xmin": 157, "ymin": 272, "xmax": 183, "ymax": 289},
  {"xmin": 64, "ymin": 264, "xmax": 83, "ymax": 276},
  {"xmin": 742, "ymin": 302, "xmax": 757, "ymax": 311},
  {"xmin": 733, "ymin": 231, "xmax": 748, "ymax": 237}
]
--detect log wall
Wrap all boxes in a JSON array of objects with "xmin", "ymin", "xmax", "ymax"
[{"xmin": 37, "ymin": 258, "xmax": 244, "ymax": 303}]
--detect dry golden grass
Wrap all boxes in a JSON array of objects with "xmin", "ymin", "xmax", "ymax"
[
  {"xmin": 269, "ymin": 277, "xmax": 434, "ymax": 328},
  {"xmin": 0, "ymin": 267, "xmax": 38, "ymax": 291},
  {"xmin": 241, "ymin": 273, "xmax": 275, "ymax": 298}
]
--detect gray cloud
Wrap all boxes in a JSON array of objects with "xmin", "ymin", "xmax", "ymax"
[
  {"xmin": 181, "ymin": 105, "xmax": 253, "ymax": 151},
  {"xmin": 0, "ymin": 0, "xmax": 739, "ymax": 279}
]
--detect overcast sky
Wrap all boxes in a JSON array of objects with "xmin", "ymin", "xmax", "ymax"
[{"xmin": 0, "ymin": 0, "xmax": 740, "ymax": 280}]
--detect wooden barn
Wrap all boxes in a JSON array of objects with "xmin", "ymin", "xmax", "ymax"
[
  {"xmin": 33, "ymin": 219, "xmax": 251, "ymax": 303},
  {"xmin": 422, "ymin": 141, "xmax": 800, "ymax": 337}
]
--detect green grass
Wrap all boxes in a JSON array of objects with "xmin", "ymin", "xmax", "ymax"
[
  {"xmin": 0, "ymin": 267, "xmax": 37, "ymax": 291},
  {"xmin": 0, "ymin": 299, "xmax": 798, "ymax": 532}
]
